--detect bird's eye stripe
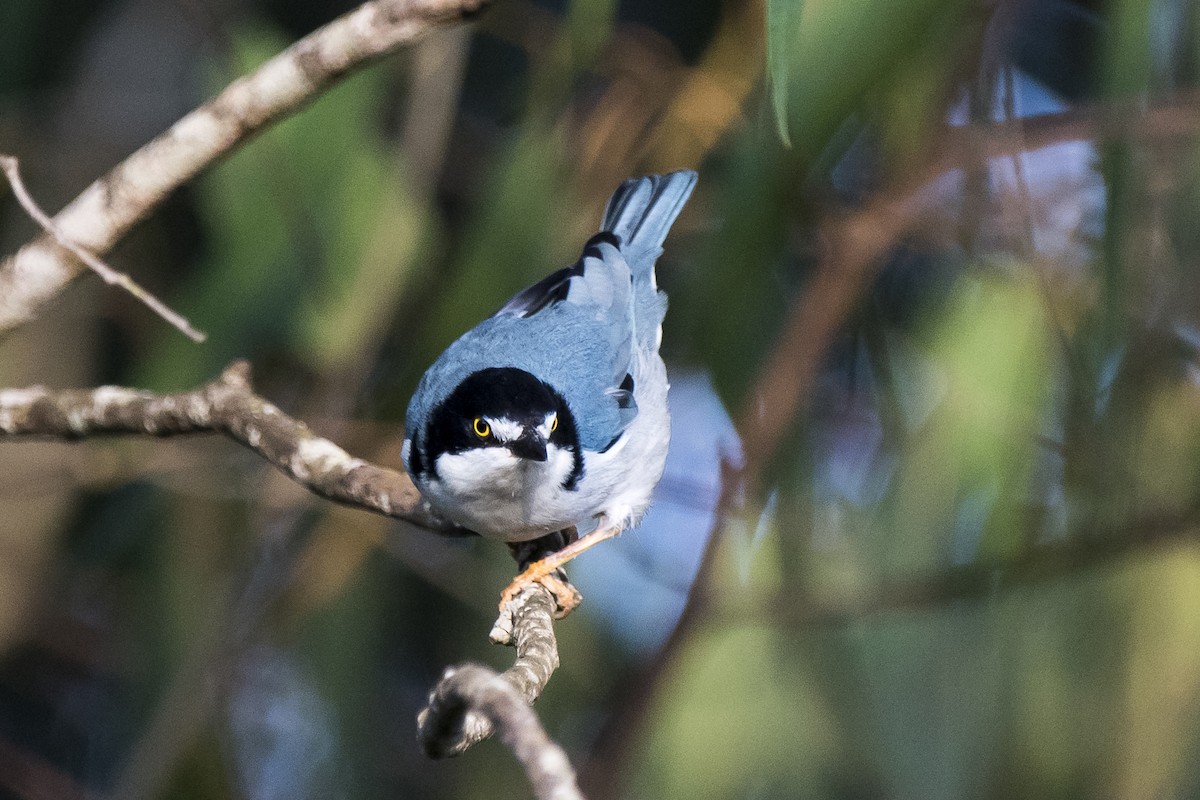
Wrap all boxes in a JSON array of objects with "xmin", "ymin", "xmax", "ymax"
[{"xmin": 473, "ymin": 417, "xmax": 490, "ymax": 438}]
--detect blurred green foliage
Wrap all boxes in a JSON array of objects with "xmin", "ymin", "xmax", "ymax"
[
  {"xmin": 891, "ymin": 271, "xmax": 1051, "ymax": 570},
  {"xmin": 765, "ymin": 0, "xmax": 966, "ymax": 160},
  {"xmin": 636, "ymin": 530, "xmax": 1200, "ymax": 799}
]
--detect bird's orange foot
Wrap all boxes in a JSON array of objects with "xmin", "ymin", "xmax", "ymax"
[
  {"xmin": 495, "ymin": 525, "xmax": 622, "ymax": 635},
  {"xmin": 499, "ymin": 562, "xmax": 583, "ymax": 620}
]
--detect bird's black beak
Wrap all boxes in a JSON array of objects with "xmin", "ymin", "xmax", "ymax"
[{"xmin": 508, "ymin": 429, "xmax": 548, "ymax": 462}]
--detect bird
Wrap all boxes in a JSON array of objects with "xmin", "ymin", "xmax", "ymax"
[{"xmin": 402, "ymin": 170, "xmax": 697, "ymax": 614}]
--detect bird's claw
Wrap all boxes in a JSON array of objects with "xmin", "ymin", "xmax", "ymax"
[
  {"xmin": 499, "ymin": 562, "xmax": 582, "ymax": 620},
  {"xmin": 493, "ymin": 524, "xmax": 621, "ymax": 640}
]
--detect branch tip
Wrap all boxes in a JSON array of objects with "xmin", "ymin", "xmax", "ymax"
[{"xmin": 219, "ymin": 360, "xmax": 254, "ymax": 388}]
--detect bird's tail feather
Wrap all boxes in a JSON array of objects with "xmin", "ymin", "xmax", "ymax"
[{"xmin": 601, "ymin": 170, "xmax": 697, "ymax": 254}]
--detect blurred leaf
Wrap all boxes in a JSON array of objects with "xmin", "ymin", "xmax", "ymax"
[
  {"xmin": 688, "ymin": 0, "xmax": 970, "ymax": 414},
  {"xmin": 776, "ymin": 0, "xmax": 964, "ymax": 160},
  {"xmin": 636, "ymin": 502, "xmax": 1200, "ymax": 798},
  {"xmin": 631, "ymin": 624, "xmax": 843, "ymax": 798},
  {"xmin": 568, "ymin": 0, "xmax": 618, "ymax": 69},
  {"xmin": 1134, "ymin": 378, "xmax": 1200, "ymax": 515},
  {"xmin": 888, "ymin": 268, "xmax": 1052, "ymax": 570},
  {"xmin": 1102, "ymin": 0, "xmax": 1152, "ymax": 97},
  {"xmin": 671, "ymin": 129, "xmax": 795, "ymax": 402},
  {"xmin": 297, "ymin": 154, "xmax": 426, "ymax": 373},
  {"xmin": 1097, "ymin": 144, "xmax": 1131, "ymax": 359},
  {"xmin": 766, "ymin": 0, "xmax": 802, "ymax": 148},
  {"xmin": 630, "ymin": 518, "xmax": 853, "ymax": 798},
  {"xmin": 1116, "ymin": 549, "xmax": 1200, "ymax": 796},
  {"xmin": 870, "ymin": 9, "xmax": 976, "ymax": 167}
]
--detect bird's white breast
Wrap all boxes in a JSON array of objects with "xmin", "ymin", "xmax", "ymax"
[{"xmin": 423, "ymin": 444, "xmax": 579, "ymax": 540}]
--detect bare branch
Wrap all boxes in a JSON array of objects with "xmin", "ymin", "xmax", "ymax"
[
  {"xmin": 418, "ymin": 587, "xmax": 582, "ymax": 800},
  {"xmin": 0, "ymin": 360, "xmax": 453, "ymax": 531},
  {"xmin": 0, "ymin": 0, "xmax": 489, "ymax": 335},
  {"xmin": 0, "ymin": 155, "xmax": 207, "ymax": 342},
  {"xmin": 421, "ymin": 667, "xmax": 583, "ymax": 800},
  {"xmin": 418, "ymin": 586, "xmax": 562, "ymax": 757}
]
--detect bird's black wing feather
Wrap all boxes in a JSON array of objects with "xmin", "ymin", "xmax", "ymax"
[
  {"xmin": 493, "ymin": 232, "xmax": 621, "ymax": 318},
  {"xmin": 493, "ymin": 267, "xmax": 574, "ymax": 318}
]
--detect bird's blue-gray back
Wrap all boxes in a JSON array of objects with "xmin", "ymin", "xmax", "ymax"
[
  {"xmin": 407, "ymin": 170, "xmax": 696, "ymax": 453},
  {"xmin": 407, "ymin": 305, "xmax": 630, "ymax": 452}
]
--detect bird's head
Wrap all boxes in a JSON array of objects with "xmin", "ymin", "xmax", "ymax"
[{"xmin": 408, "ymin": 367, "xmax": 582, "ymax": 488}]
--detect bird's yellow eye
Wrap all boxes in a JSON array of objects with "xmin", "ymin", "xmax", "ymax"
[
  {"xmin": 473, "ymin": 417, "xmax": 490, "ymax": 438},
  {"xmin": 550, "ymin": 414, "xmax": 558, "ymax": 433}
]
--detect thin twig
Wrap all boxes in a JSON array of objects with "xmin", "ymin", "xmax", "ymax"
[{"xmin": 0, "ymin": 155, "xmax": 207, "ymax": 342}]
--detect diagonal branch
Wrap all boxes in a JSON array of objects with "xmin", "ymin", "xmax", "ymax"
[
  {"xmin": 0, "ymin": 0, "xmax": 489, "ymax": 336},
  {"xmin": 0, "ymin": 360, "xmax": 452, "ymax": 531}
]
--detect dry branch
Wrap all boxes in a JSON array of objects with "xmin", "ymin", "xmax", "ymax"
[
  {"xmin": 421, "ymin": 667, "xmax": 582, "ymax": 799},
  {"xmin": 0, "ymin": 0, "xmax": 489, "ymax": 336},
  {"xmin": 418, "ymin": 587, "xmax": 581, "ymax": 799},
  {"xmin": 419, "ymin": 585, "xmax": 562, "ymax": 758},
  {"xmin": 0, "ymin": 360, "xmax": 450, "ymax": 531}
]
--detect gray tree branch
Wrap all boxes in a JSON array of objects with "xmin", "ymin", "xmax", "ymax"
[
  {"xmin": 0, "ymin": 360, "xmax": 450, "ymax": 531},
  {"xmin": 418, "ymin": 587, "xmax": 582, "ymax": 799},
  {"xmin": 419, "ymin": 586, "xmax": 562, "ymax": 757},
  {"xmin": 0, "ymin": 0, "xmax": 489, "ymax": 335}
]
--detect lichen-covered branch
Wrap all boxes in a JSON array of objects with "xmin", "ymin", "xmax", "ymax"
[
  {"xmin": 0, "ymin": 360, "xmax": 451, "ymax": 531},
  {"xmin": 0, "ymin": 0, "xmax": 488, "ymax": 335},
  {"xmin": 420, "ymin": 665, "xmax": 582, "ymax": 800},
  {"xmin": 418, "ymin": 586, "xmax": 562, "ymax": 757},
  {"xmin": 418, "ymin": 587, "xmax": 581, "ymax": 799}
]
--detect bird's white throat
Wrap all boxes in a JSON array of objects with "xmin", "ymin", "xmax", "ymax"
[{"xmin": 426, "ymin": 443, "xmax": 579, "ymax": 539}]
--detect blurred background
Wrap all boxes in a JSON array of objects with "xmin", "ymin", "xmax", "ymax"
[{"xmin": 3, "ymin": 0, "xmax": 1199, "ymax": 797}]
